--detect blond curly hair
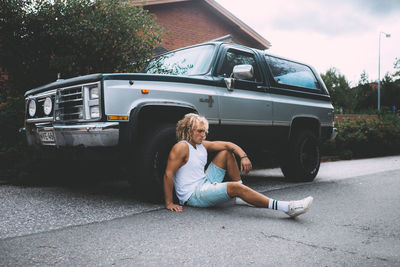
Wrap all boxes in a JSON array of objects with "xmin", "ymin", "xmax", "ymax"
[{"xmin": 176, "ymin": 113, "xmax": 209, "ymax": 142}]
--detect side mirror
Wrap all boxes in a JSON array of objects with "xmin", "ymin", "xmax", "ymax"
[
  {"xmin": 223, "ymin": 64, "xmax": 254, "ymax": 91},
  {"xmin": 233, "ymin": 64, "xmax": 254, "ymax": 80}
]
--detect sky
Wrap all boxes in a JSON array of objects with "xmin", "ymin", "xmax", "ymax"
[{"xmin": 215, "ymin": 0, "xmax": 400, "ymax": 86}]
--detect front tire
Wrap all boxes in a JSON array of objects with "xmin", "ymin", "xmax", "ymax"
[
  {"xmin": 280, "ymin": 130, "xmax": 320, "ymax": 182},
  {"xmin": 136, "ymin": 124, "xmax": 176, "ymax": 202}
]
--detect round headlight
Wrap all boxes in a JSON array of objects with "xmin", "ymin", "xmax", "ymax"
[
  {"xmin": 43, "ymin": 97, "xmax": 52, "ymax": 116},
  {"xmin": 28, "ymin": 99, "xmax": 36, "ymax": 117}
]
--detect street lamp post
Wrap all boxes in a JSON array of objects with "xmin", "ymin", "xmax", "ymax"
[{"xmin": 378, "ymin": 31, "xmax": 391, "ymax": 112}]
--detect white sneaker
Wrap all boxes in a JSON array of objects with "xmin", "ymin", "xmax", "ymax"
[{"xmin": 286, "ymin": 196, "xmax": 313, "ymax": 217}]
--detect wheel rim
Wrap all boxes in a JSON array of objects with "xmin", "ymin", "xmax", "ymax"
[{"xmin": 299, "ymin": 137, "xmax": 319, "ymax": 174}]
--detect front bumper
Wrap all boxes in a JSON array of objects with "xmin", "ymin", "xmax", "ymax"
[{"xmin": 25, "ymin": 122, "xmax": 120, "ymax": 147}]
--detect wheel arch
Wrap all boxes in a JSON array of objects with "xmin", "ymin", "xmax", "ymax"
[
  {"xmin": 119, "ymin": 101, "xmax": 198, "ymax": 147},
  {"xmin": 289, "ymin": 116, "xmax": 321, "ymax": 141}
]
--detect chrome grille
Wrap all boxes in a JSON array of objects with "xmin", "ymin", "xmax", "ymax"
[{"xmin": 55, "ymin": 85, "xmax": 84, "ymax": 121}]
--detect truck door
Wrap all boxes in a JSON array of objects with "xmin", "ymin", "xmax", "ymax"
[{"xmin": 213, "ymin": 48, "xmax": 273, "ymax": 147}]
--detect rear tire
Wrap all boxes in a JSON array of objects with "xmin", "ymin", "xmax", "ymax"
[{"xmin": 280, "ymin": 130, "xmax": 320, "ymax": 182}]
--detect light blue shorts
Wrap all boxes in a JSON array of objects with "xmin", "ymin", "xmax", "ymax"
[{"xmin": 187, "ymin": 162, "xmax": 231, "ymax": 207}]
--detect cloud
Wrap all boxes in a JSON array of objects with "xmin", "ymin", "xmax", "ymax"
[
  {"xmin": 351, "ymin": 0, "xmax": 400, "ymax": 16},
  {"xmin": 267, "ymin": 0, "xmax": 399, "ymax": 36},
  {"xmin": 270, "ymin": 10, "xmax": 372, "ymax": 36}
]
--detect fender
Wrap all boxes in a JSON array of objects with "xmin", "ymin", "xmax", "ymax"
[
  {"xmin": 119, "ymin": 101, "xmax": 198, "ymax": 147},
  {"xmin": 288, "ymin": 115, "xmax": 321, "ymax": 140}
]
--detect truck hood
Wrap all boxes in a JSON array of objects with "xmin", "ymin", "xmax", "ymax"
[{"xmin": 25, "ymin": 73, "xmax": 218, "ymax": 97}]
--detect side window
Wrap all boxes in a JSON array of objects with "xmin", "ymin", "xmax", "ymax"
[
  {"xmin": 217, "ymin": 50, "xmax": 261, "ymax": 82},
  {"xmin": 265, "ymin": 55, "xmax": 320, "ymax": 90}
]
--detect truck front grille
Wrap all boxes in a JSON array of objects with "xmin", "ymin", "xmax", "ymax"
[
  {"xmin": 53, "ymin": 81, "xmax": 101, "ymax": 122},
  {"xmin": 55, "ymin": 85, "xmax": 84, "ymax": 121}
]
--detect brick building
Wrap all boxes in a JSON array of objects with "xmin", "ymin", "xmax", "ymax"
[{"xmin": 133, "ymin": 0, "xmax": 271, "ymax": 53}]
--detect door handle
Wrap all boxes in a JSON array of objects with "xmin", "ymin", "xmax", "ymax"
[{"xmin": 199, "ymin": 95, "xmax": 214, "ymax": 108}]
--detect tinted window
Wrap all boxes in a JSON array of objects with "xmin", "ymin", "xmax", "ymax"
[
  {"xmin": 142, "ymin": 45, "xmax": 215, "ymax": 76},
  {"xmin": 217, "ymin": 50, "xmax": 261, "ymax": 82},
  {"xmin": 265, "ymin": 55, "xmax": 320, "ymax": 90}
]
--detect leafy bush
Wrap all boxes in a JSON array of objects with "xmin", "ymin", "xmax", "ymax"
[
  {"xmin": 323, "ymin": 114, "xmax": 400, "ymax": 159},
  {"xmin": 0, "ymin": 95, "xmax": 24, "ymax": 150}
]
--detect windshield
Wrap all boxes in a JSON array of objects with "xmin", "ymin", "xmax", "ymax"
[{"xmin": 142, "ymin": 44, "xmax": 215, "ymax": 76}]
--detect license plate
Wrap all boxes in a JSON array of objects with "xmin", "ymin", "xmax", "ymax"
[{"xmin": 39, "ymin": 130, "xmax": 55, "ymax": 144}]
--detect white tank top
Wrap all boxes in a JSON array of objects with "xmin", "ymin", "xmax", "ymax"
[{"xmin": 174, "ymin": 141, "xmax": 207, "ymax": 204}]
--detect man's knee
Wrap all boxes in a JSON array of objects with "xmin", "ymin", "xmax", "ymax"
[
  {"xmin": 212, "ymin": 150, "xmax": 231, "ymax": 168},
  {"xmin": 226, "ymin": 182, "xmax": 246, "ymax": 197},
  {"xmin": 218, "ymin": 150, "xmax": 235, "ymax": 162},
  {"xmin": 218, "ymin": 150, "xmax": 231, "ymax": 158}
]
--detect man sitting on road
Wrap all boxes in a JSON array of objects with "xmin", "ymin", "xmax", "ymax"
[{"xmin": 163, "ymin": 113, "xmax": 313, "ymax": 217}]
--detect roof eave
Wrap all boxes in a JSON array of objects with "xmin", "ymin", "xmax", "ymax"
[
  {"xmin": 133, "ymin": 0, "xmax": 271, "ymax": 49},
  {"xmin": 203, "ymin": 0, "xmax": 271, "ymax": 49}
]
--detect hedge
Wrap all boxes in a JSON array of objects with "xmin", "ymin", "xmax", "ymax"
[{"xmin": 322, "ymin": 114, "xmax": 400, "ymax": 159}]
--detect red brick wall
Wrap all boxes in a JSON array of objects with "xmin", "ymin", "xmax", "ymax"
[{"xmin": 146, "ymin": 1, "xmax": 262, "ymax": 50}]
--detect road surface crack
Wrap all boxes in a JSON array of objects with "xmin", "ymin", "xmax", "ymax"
[{"xmin": 260, "ymin": 232, "xmax": 390, "ymax": 262}]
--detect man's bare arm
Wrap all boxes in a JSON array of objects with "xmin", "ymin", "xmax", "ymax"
[
  {"xmin": 163, "ymin": 142, "xmax": 188, "ymax": 212},
  {"xmin": 203, "ymin": 141, "xmax": 252, "ymax": 174}
]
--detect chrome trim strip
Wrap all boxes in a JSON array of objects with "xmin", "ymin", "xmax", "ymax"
[
  {"xmin": 220, "ymin": 120, "xmax": 273, "ymax": 126},
  {"xmin": 273, "ymin": 121, "xmax": 290, "ymax": 127},
  {"xmin": 26, "ymin": 117, "xmax": 54, "ymax": 123},
  {"xmin": 26, "ymin": 89, "xmax": 57, "ymax": 99},
  {"xmin": 52, "ymin": 122, "xmax": 119, "ymax": 131},
  {"xmin": 208, "ymin": 119, "xmax": 219, "ymax": 125}
]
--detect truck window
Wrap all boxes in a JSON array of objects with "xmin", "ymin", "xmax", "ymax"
[
  {"xmin": 142, "ymin": 44, "xmax": 215, "ymax": 76},
  {"xmin": 217, "ymin": 50, "xmax": 261, "ymax": 82},
  {"xmin": 265, "ymin": 55, "xmax": 320, "ymax": 90}
]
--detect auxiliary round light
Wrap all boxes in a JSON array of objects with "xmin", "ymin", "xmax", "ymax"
[
  {"xmin": 43, "ymin": 97, "xmax": 52, "ymax": 116},
  {"xmin": 28, "ymin": 99, "xmax": 36, "ymax": 117}
]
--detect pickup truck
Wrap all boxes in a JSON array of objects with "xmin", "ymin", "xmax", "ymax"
[{"xmin": 23, "ymin": 42, "xmax": 337, "ymax": 195}]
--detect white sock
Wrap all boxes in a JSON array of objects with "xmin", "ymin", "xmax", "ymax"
[
  {"xmin": 268, "ymin": 199, "xmax": 290, "ymax": 212},
  {"xmin": 234, "ymin": 180, "xmax": 254, "ymax": 207}
]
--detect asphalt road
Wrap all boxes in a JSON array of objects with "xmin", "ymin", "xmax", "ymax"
[{"xmin": 1, "ymin": 156, "xmax": 400, "ymax": 266}]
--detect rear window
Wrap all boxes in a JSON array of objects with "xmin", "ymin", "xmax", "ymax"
[{"xmin": 265, "ymin": 55, "xmax": 320, "ymax": 90}]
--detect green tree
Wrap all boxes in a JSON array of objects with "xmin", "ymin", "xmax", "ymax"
[
  {"xmin": 394, "ymin": 58, "xmax": 400, "ymax": 79},
  {"xmin": 0, "ymin": 0, "xmax": 163, "ymax": 96},
  {"xmin": 321, "ymin": 67, "xmax": 355, "ymax": 112},
  {"xmin": 354, "ymin": 70, "xmax": 376, "ymax": 111},
  {"xmin": 381, "ymin": 73, "xmax": 400, "ymax": 110}
]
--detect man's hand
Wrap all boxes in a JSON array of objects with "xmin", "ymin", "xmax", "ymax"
[
  {"xmin": 166, "ymin": 203, "xmax": 183, "ymax": 212},
  {"xmin": 240, "ymin": 157, "xmax": 252, "ymax": 175}
]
